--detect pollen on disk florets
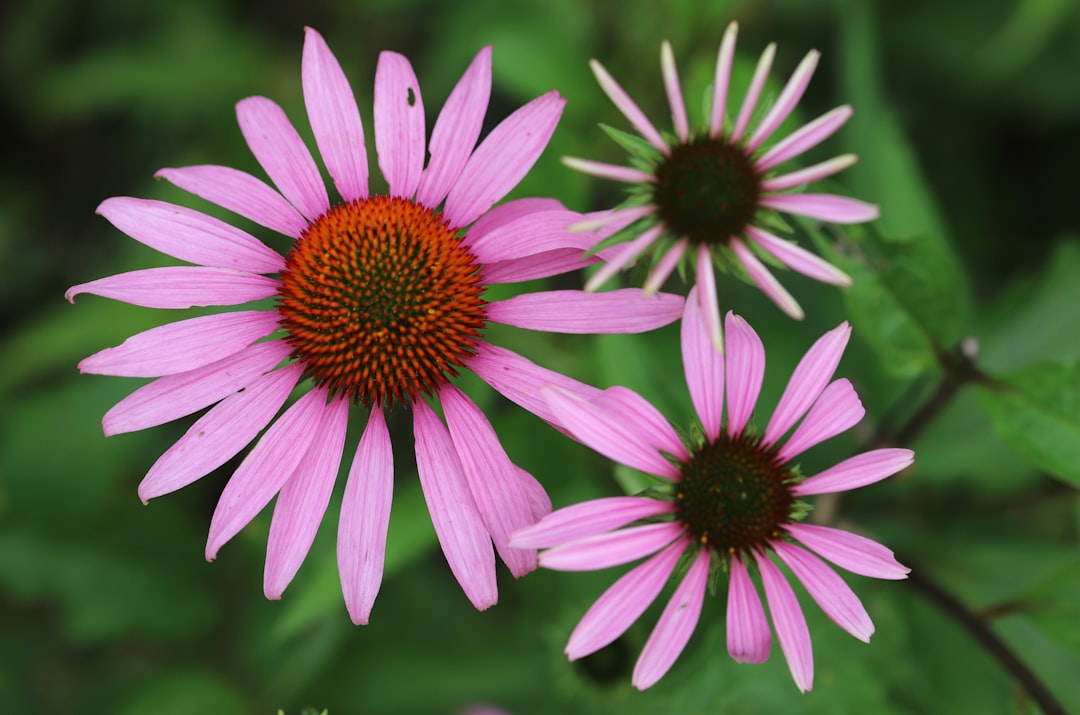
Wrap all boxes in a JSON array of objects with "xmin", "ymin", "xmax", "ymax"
[
  {"xmin": 651, "ymin": 135, "xmax": 763, "ymax": 246},
  {"xmin": 276, "ymin": 196, "xmax": 487, "ymax": 407},
  {"xmin": 675, "ymin": 432, "xmax": 795, "ymax": 554}
]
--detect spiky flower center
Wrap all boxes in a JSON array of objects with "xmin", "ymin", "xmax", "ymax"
[
  {"xmin": 652, "ymin": 136, "xmax": 762, "ymax": 245},
  {"xmin": 676, "ymin": 432, "xmax": 794, "ymax": 553},
  {"xmin": 276, "ymin": 196, "xmax": 486, "ymax": 407}
]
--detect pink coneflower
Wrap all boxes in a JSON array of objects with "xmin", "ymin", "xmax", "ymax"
[
  {"xmin": 511, "ymin": 288, "xmax": 911, "ymax": 691},
  {"xmin": 68, "ymin": 28, "xmax": 683, "ymax": 623},
  {"xmin": 566, "ymin": 21, "xmax": 879, "ymax": 346}
]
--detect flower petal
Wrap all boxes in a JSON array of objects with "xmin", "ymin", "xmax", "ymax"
[
  {"xmin": 756, "ymin": 551, "xmax": 814, "ymax": 692},
  {"xmin": 756, "ymin": 105, "xmax": 853, "ymax": 172},
  {"xmin": 794, "ymin": 448, "xmax": 915, "ymax": 496},
  {"xmin": 413, "ymin": 399, "xmax": 497, "ymax": 610},
  {"xmin": 466, "ymin": 197, "xmax": 566, "ymax": 241},
  {"xmin": 724, "ymin": 311, "xmax": 766, "ymax": 436},
  {"xmin": 137, "ymin": 365, "xmax": 302, "ymax": 502},
  {"xmin": 643, "ymin": 238, "xmax": 688, "ymax": 296},
  {"xmin": 339, "ymin": 407, "xmax": 394, "ymax": 624},
  {"xmin": 591, "ymin": 386, "xmax": 687, "ymax": 460},
  {"xmin": 731, "ymin": 42, "xmax": 775, "ymax": 142},
  {"xmin": 264, "ymin": 393, "xmax": 348, "ymax": 599},
  {"xmin": 236, "ymin": 96, "xmax": 329, "ymax": 220},
  {"xmin": 374, "ymin": 51, "xmax": 425, "ymax": 198},
  {"xmin": 727, "ymin": 554, "xmax": 771, "ymax": 663},
  {"xmin": 680, "ymin": 286, "xmax": 725, "ymax": 441},
  {"xmin": 731, "ymin": 237, "xmax": 804, "ymax": 320},
  {"xmin": 565, "ymin": 537, "xmax": 689, "ymax": 659},
  {"xmin": 587, "ymin": 59, "xmax": 667, "ymax": 154},
  {"xmin": 745, "ymin": 225, "xmax": 851, "ymax": 286},
  {"xmin": 709, "ymin": 21, "xmax": 739, "ymax": 138},
  {"xmin": 632, "ymin": 547, "xmax": 710, "ymax": 689},
  {"xmin": 560, "ymin": 157, "xmax": 654, "ymax": 184},
  {"xmin": 511, "ymin": 496, "xmax": 676, "ymax": 550},
  {"xmin": 96, "ymin": 197, "xmax": 284, "ymax": 273},
  {"xmin": 760, "ymin": 154, "xmax": 858, "ymax": 193},
  {"xmin": 302, "ymin": 27, "xmax": 368, "ymax": 202},
  {"xmin": 778, "ymin": 378, "xmax": 864, "ymax": 462},
  {"xmin": 584, "ymin": 224, "xmax": 665, "ymax": 292},
  {"xmin": 660, "ymin": 41, "xmax": 689, "ymax": 143},
  {"xmin": 539, "ymin": 522, "xmax": 683, "ymax": 571},
  {"xmin": 486, "ymin": 289, "xmax": 682, "ymax": 334},
  {"xmin": 772, "ymin": 542, "xmax": 873, "ymax": 642},
  {"xmin": 466, "ymin": 209, "xmax": 589, "ymax": 264},
  {"xmin": 761, "ymin": 194, "xmax": 880, "ymax": 224},
  {"xmin": 483, "ymin": 248, "xmax": 596, "ymax": 285},
  {"xmin": 695, "ymin": 243, "xmax": 723, "ymax": 352},
  {"xmin": 746, "ymin": 50, "xmax": 819, "ymax": 152},
  {"xmin": 785, "ymin": 523, "xmax": 910, "ymax": 580},
  {"xmin": 79, "ymin": 311, "xmax": 281, "ymax": 378},
  {"xmin": 66, "ymin": 267, "xmax": 279, "ymax": 309},
  {"xmin": 515, "ymin": 466, "xmax": 553, "ymax": 523}
]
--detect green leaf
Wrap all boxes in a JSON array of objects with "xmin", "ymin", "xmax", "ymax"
[{"xmin": 977, "ymin": 361, "xmax": 1080, "ymax": 486}]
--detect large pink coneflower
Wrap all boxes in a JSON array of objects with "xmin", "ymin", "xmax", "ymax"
[
  {"xmin": 511, "ymin": 288, "xmax": 911, "ymax": 691},
  {"xmin": 68, "ymin": 28, "xmax": 683, "ymax": 623},
  {"xmin": 566, "ymin": 21, "xmax": 878, "ymax": 347}
]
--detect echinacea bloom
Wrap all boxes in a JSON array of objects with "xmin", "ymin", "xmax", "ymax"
[
  {"xmin": 511, "ymin": 288, "xmax": 912, "ymax": 691},
  {"xmin": 566, "ymin": 21, "xmax": 879, "ymax": 346},
  {"xmin": 68, "ymin": 28, "xmax": 683, "ymax": 624}
]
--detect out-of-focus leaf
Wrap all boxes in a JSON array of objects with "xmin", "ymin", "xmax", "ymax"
[{"xmin": 114, "ymin": 670, "xmax": 248, "ymax": 715}]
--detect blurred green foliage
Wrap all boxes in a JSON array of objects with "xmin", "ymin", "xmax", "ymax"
[{"xmin": 2, "ymin": 0, "xmax": 1079, "ymax": 713}]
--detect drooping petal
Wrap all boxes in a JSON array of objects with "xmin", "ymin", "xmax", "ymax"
[
  {"xmin": 417, "ymin": 46, "xmax": 492, "ymax": 208},
  {"xmin": 660, "ymin": 41, "xmax": 689, "ymax": 143},
  {"xmin": 78, "ymin": 311, "xmax": 280, "ymax": 378},
  {"xmin": 560, "ymin": 157, "xmax": 654, "ymax": 184},
  {"xmin": 155, "ymin": 165, "xmax": 308, "ymax": 238},
  {"xmin": 761, "ymin": 194, "xmax": 880, "ymax": 224},
  {"xmin": 785, "ymin": 523, "xmax": 910, "ymax": 580},
  {"xmin": 591, "ymin": 386, "xmax": 688, "ymax": 460},
  {"xmin": 103, "ymin": 340, "xmax": 291, "ymax": 436},
  {"xmin": 584, "ymin": 225, "xmax": 665, "ymax": 292},
  {"xmin": 445, "ymin": 91, "xmax": 565, "ymax": 228},
  {"xmin": 772, "ymin": 542, "xmax": 873, "ymax": 642},
  {"xmin": 632, "ymin": 547, "xmax": 710, "ymax": 689},
  {"xmin": 137, "ymin": 365, "xmax": 302, "ymax": 501},
  {"xmin": 794, "ymin": 448, "xmax": 914, "ymax": 496},
  {"xmin": 264, "ymin": 393, "xmax": 349, "ymax": 599},
  {"xmin": 571, "ymin": 203, "xmax": 656, "ymax": 233},
  {"xmin": 756, "ymin": 105, "xmax": 853, "ymax": 172},
  {"xmin": 483, "ymin": 248, "xmax": 597, "ymax": 285},
  {"xmin": 731, "ymin": 238, "xmax": 804, "ymax": 320},
  {"xmin": 440, "ymin": 384, "xmax": 536, "ymax": 578},
  {"xmin": 588, "ymin": 58, "xmax": 667, "ymax": 154},
  {"xmin": 66, "ymin": 267, "xmax": 279, "ymax": 309},
  {"xmin": 511, "ymin": 496, "xmax": 676, "ymax": 550},
  {"xmin": 709, "ymin": 21, "xmax": 739, "ymax": 138},
  {"xmin": 206, "ymin": 386, "xmax": 330, "ymax": 560},
  {"xmin": 302, "ymin": 27, "xmax": 368, "ymax": 202},
  {"xmin": 465, "ymin": 209, "xmax": 589, "ymax": 264},
  {"xmin": 514, "ymin": 466, "xmax": 553, "ymax": 523},
  {"xmin": 778, "ymin": 378, "xmax": 864, "ymax": 462},
  {"xmin": 565, "ymin": 537, "xmax": 689, "ymax": 659},
  {"xmin": 745, "ymin": 226, "xmax": 851, "ymax": 286},
  {"xmin": 761, "ymin": 154, "xmax": 858, "ymax": 193},
  {"xmin": 412, "ymin": 399, "xmax": 497, "ymax": 610},
  {"xmin": 756, "ymin": 551, "xmax": 814, "ymax": 692},
  {"xmin": 339, "ymin": 407, "xmax": 394, "ymax": 624},
  {"xmin": 542, "ymin": 386, "xmax": 681, "ymax": 479},
  {"xmin": 236, "ymin": 96, "xmax": 330, "ymax": 220},
  {"xmin": 696, "ymin": 243, "xmax": 723, "ymax": 353},
  {"xmin": 681, "ymin": 286, "xmax": 725, "ymax": 441},
  {"xmin": 727, "ymin": 554, "xmax": 771, "ymax": 663},
  {"xmin": 374, "ymin": 51, "xmax": 425, "ymax": 199},
  {"xmin": 746, "ymin": 50, "xmax": 820, "ymax": 152},
  {"xmin": 763, "ymin": 322, "xmax": 850, "ymax": 447},
  {"xmin": 96, "ymin": 197, "xmax": 285, "ymax": 273},
  {"xmin": 731, "ymin": 42, "xmax": 776, "ymax": 142},
  {"xmin": 643, "ymin": 238, "xmax": 688, "ymax": 295},
  {"xmin": 486, "ymin": 289, "xmax": 682, "ymax": 335},
  {"xmin": 539, "ymin": 522, "xmax": 683, "ymax": 571},
  {"xmin": 724, "ymin": 312, "xmax": 766, "ymax": 436}
]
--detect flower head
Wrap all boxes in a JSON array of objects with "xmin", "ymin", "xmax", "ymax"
[
  {"xmin": 566, "ymin": 22, "xmax": 879, "ymax": 347},
  {"xmin": 69, "ymin": 28, "xmax": 684, "ymax": 623},
  {"xmin": 511, "ymin": 288, "xmax": 911, "ymax": 691}
]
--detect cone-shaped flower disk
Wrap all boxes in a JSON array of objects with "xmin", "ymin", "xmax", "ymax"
[
  {"xmin": 69, "ymin": 28, "xmax": 684, "ymax": 623},
  {"xmin": 511, "ymin": 288, "xmax": 912, "ymax": 691},
  {"xmin": 566, "ymin": 22, "xmax": 879, "ymax": 347}
]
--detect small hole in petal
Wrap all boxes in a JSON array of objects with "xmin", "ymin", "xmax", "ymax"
[{"xmin": 407, "ymin": 87, "xmax": 416, "ymax": 106}]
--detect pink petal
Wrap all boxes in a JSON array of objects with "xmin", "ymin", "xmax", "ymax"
[
  {"xmin": 66, "ymin": 267, "xmax": 279, "ymax": 309},
  {"xmin": 660, "ymin": 41, "xmax": 689, "ymax": 143},
  {"xmin": 511, "ymin": 496, "xmax": 676, "ymax": 550},
  {"xmin": 466, "ymin": 197, "xmax": 567, "ymax": 241},
  {"xmin": 467, "ymin": 342, "xmax": 601, "ymax": 430},
  {"xmin": 756, "ymin": 106, "xmax": 853, "ymax": 172},
  {"xmin": 96, "ymin": 197, "xmax": 284, "ymax": 273},
  {"xmin": 561, "ymin": 157, "xmax": 654, "ymax": 184},
  {"xmin": 763, "ymin": 322, "xmax": 851, "ymax": 447},
  {"xmin": 542, "ymin": 386, "xmax": 681, "ymax": 480},
  {"xmin": 681, "ymin": 285, "xmax": 725, "ymax": 441},
  {"xmin": 486, "ymin": 289, "xmax": 682, "ymax": 334},
  {"xmin": 584, "ymin": 225, "xmax": 665, "ymax": 292},
  {"xmin": 155, "ymin": 165, "xmax": 308, "ymax": 238},
  {"xmin": 137, "ymin": 365, "xmax": 302, "ymax": 501},
  {"xmin": 103, "ymin": 340, "xmax": 291, "ymax": 436},
  {"xmin": 587, "ymin": 59, "xmax": 667, "ymax": 154},
  {"xmin": 571, "ymin": 204, "xmax": 656, "ymax": 233},
  {"xmin": 761, "ymin": 194, "xmax": 880, "ymax": 224},
  {"xmin": 709, "ymin": 22, "xmax": 739, "ymax": 138},
  {"xmin": 591, "ymin": 386, "xmax": 688, "ymax": 460},
  {"xmin": 727, "ymin": 554, "xmax": 771, "ymax": 663},
  {"xmin": 794, "ymin": 448, "xmax": 915, "ymax": 496},
  {"xmin": 643, "ymin": 238, "xmax": 688, "ymax": 295},
  {"xmin": 78, "ymin": 311, "xmax": 280, "ymax": 378},
  {"xmin": 205, "ymin": 386, "xmax": 330, "ymax": 559},
  {"xmin": 632, "ymin": 547, "xmax": 710, "ymax": 689},
  {"xmin": 731, "ymin": 237, "xmax": 804, "ymax": 320},
  {"xmin": 440, "ymin": 384, "xmax": 537, "ymax": 578},
  {"xmin": 538, "ymin": 522, "xmax": 683, "ymax": 571},
  {"xmin": 756, "ymin": 551, "xmax": 814, "ymax": 692},
  {"xmin": 466, "ymin": 209, "xmax": 590, "ymax": 264},
  {"xmin": 264, "ymin": 393, "xmax": 349, "ymax": 599},
  {"xmin": 374, "ymin": 51, "xmax": 425, "ymax": 199},
  {"xmin": 724, "ymin": 311, "xmax": 766, "ymax": 436},
  {"xmin": 236, "ymin": 96, "xmax": 329, "ymax": 221},
  {"xmin": 745, "ymin": 225, "xmax": 851, "ymax": 286},
  {"xmin": 412, "ymin": 399, "xmax": 497, "ymax": 610},
  {"xmin": 565, "ymin": 537, "xmax": 689, "ymax": 659},
  {"xmin": 302, "ymin": 27, "xmax": 368, "ymax": 202},
  {"xmin": 760, "ymin": 154, "xmax": 858, "ymax": 192},
  {"xmin": 445, "ymin": 91, "xmax": 565, "ymax": 228},
  {"xmin": 772, "ymin": 541, "xmax": 873, "ymax": 642},
  {"xmin": 785, "ymin": 523, "xmax": 910, "ymax": 580},
  {"xmin": 746, "ymin": 50, "xmax": 820, "ymax": 152},
  {"xmin": 696, "ymin": 243, "xmax": 724, "ymax": 353},
  {"xmin": 515, "ymin": 466, "xmax": 553, "ymax": 523},
  {"xmin": 339, "ymin": 407, "xmax": 394, "ymax": 624},
  {"xmin": 416, "ymin": 46, "xmax": 492, "ymax": 208},
  {"xmin": 731, "ymin": 43, "xmax": 776, "ymax": 142},
  {"xmin": 777, "ymin": 378, "xmax": 864, "ymax": 462},
  {"xmin": 483, "ymin": 248, "xmax": 596, "ymax": 285}
]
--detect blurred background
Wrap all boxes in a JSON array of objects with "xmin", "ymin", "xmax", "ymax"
[{"xmin": 2, "ymin": 0, "xmax": 1079, "ymax": 713}]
